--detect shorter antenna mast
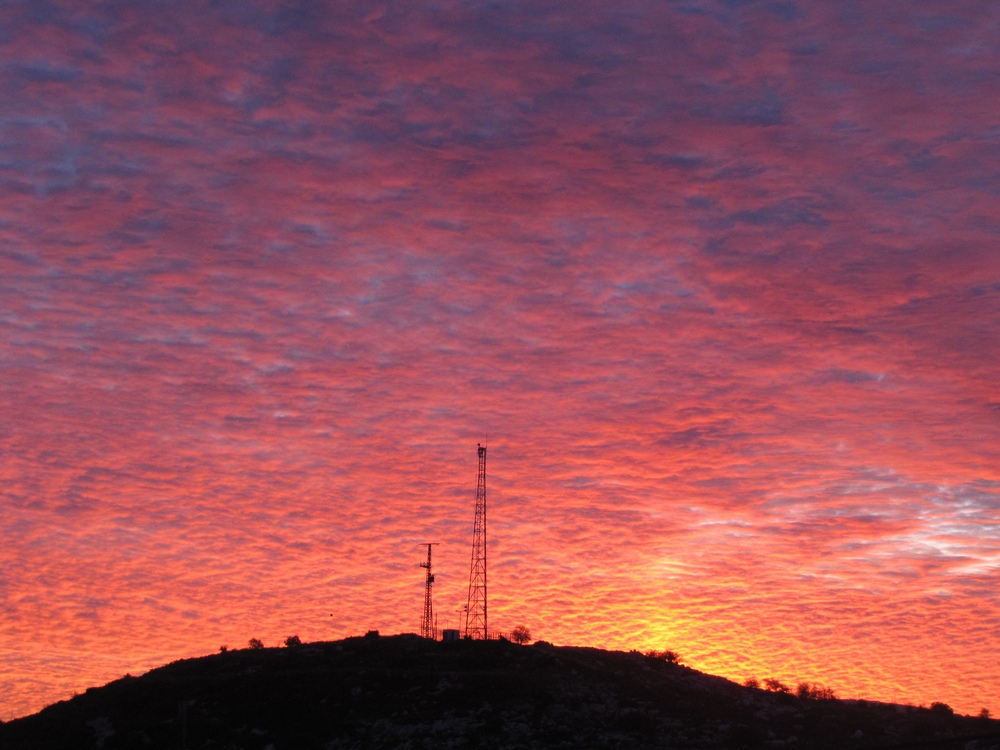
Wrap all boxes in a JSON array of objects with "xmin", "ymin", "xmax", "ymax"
[{"xmin": 419, "ymin": 543, "xmax": 439, "ymax": 639}]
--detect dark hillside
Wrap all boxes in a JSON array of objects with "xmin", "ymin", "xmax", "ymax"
[{"xmin": 1, "ymin": 634, "xmax": 996, "ymax": 749}]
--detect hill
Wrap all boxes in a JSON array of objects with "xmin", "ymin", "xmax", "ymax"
[{"xmin": 1, "ymin": 634, "xmax": 997, "ymax": 749}]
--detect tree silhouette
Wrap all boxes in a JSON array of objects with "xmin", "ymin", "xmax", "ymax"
[
  {"xmin": 284, "ymin": 635, "xmax": 302, "ymax": 648},
  {"xmin": 248, "ymin": 638, "xmax": 264, "ymax": 650},
  {"xmin": 797, "ymin": 682, "xmax": 836, "ymax": 700},
  {"xmin": 511, "ymin": 625, "xmax": 531, "ymax": 644},
  {"xmin": 763, "ymin": 678, "xmax": 790, "ymax": 694},
  {"xmin": 644, "ymin": 649, "xmax": 681, "ymax": 665}
]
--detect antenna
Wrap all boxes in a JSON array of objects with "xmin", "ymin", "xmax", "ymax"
[
  {"xmin": 464, "ymin": 443, "xmax": 488, "ymax": 639},
  {"xmin": 419, "ymin": 543, "xmax": 438, "ymax": 639}
]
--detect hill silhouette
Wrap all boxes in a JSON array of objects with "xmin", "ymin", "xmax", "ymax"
[{"xmin": 1, "ymin": 634, "xmax": 997, "ymax": 749}]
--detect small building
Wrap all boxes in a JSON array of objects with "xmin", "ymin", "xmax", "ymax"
[{"xmin": 441, "ymin": 629, "xmax": 461, "ymax": 642}]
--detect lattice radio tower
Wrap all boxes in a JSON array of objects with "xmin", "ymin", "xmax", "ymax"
[
  {"xmin": 419, "ymin": 543, "xmax": 438, "ymax": 639},
  {"xmin": 464, "ymin": 443, "xmax": 488, "ymax": 639}
]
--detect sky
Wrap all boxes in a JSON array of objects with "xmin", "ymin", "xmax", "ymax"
[{"xmin": 1, "ymin": 0, "xmax": 999, "ymax": 721}]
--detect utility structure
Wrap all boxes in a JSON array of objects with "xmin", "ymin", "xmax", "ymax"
[
  {"xmin": 464, "ymin": 443, "xmax": 488, "ymax": 639},
  {"xmin": 419, "ymin": 543, "xmax": 438, "ymax": 640}
]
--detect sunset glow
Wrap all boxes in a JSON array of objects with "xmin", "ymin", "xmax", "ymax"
[{"xmin": 2, "ymin": 0, "xmax": 999, "ymax": 720}]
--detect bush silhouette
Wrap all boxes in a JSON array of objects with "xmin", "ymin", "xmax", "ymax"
[
  {"xmin": 511, "ymin": 625, "xmax": 531, "ymax": 645},
  {"xmin": 285, "ymin": 635, "xmax": 302, "ymax": 648},
  {"xmin": 796, "ymin": 682, "xmax": 837, "ymax": 700},
  {"xmin": 763, "ymin": 678, "xmax": 791, "ymax": 694},
  {"xmin": 644, "ymin": 649, "xmax": 681, "ymax": 665},
  {"xmin": 248, "ymin": 638, "xmax": 264, "ymax": 650}
]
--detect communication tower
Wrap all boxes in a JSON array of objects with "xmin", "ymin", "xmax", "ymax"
[
  {"xmin": 464, "ymin": 444, "xmax": 488, "ymax": 639},
  {"xmin": 419, "ymin": 543, "xmax": 438, "ymax": 639}
]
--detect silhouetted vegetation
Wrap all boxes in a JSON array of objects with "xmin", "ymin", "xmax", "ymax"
[
  {"xmin": 285, "ymin": 634, "xmax": 302, "ymax": 648},
  {"xmin": 797, "ymin": 682, "xmax": 837, "ymax": 700},
  {"xmin": 511, "ymin": 624, "xmax": 531, "ymax": 644},
  {"xmin": 763, "ymin": 677, "xmax": 792, "ymax": 693},
  {"xmin": 247, "ymin": 637, "xmax": 264, "ymax": 650},
  {"xmin": 643, "ymin": 648, "xmax": 681, "ymax": 664}
]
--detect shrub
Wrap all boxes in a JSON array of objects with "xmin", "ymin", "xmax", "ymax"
[
  {"xmin": 811, "ymin": 684, "xmax": 837, "ymax": 700},
  {"xmin": 930, "ymin": 702, "xmax": 953, "ymax": 715},
  {"xmin": 763, "ymin": 678, "xmax": 791, "ymax": 694},
  {"xmin": 743, "ymin": 677, "xmax": 760, "ymax": 689},
  {"xmin": 796, "ymin": 682, "xmax": 837, "ymax": 700},
  {"xmin": 219, "ymin": 645, "xmax": 228, "ymax": 653},
  {"xmin": 248, "ymin": 638, "xmax": 264, "ymax": 650},
  {"xmin": 644, "ymin": 649, "xmax": 681, "ymax": 665},
  {"xmin": 285, "ymin": 635, "xmax": 302, "ymax": 648}
]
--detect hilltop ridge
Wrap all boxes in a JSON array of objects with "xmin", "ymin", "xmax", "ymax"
[{"xmin": 1, "ymin": 634, "xmax": 996, "ymax": 749}]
